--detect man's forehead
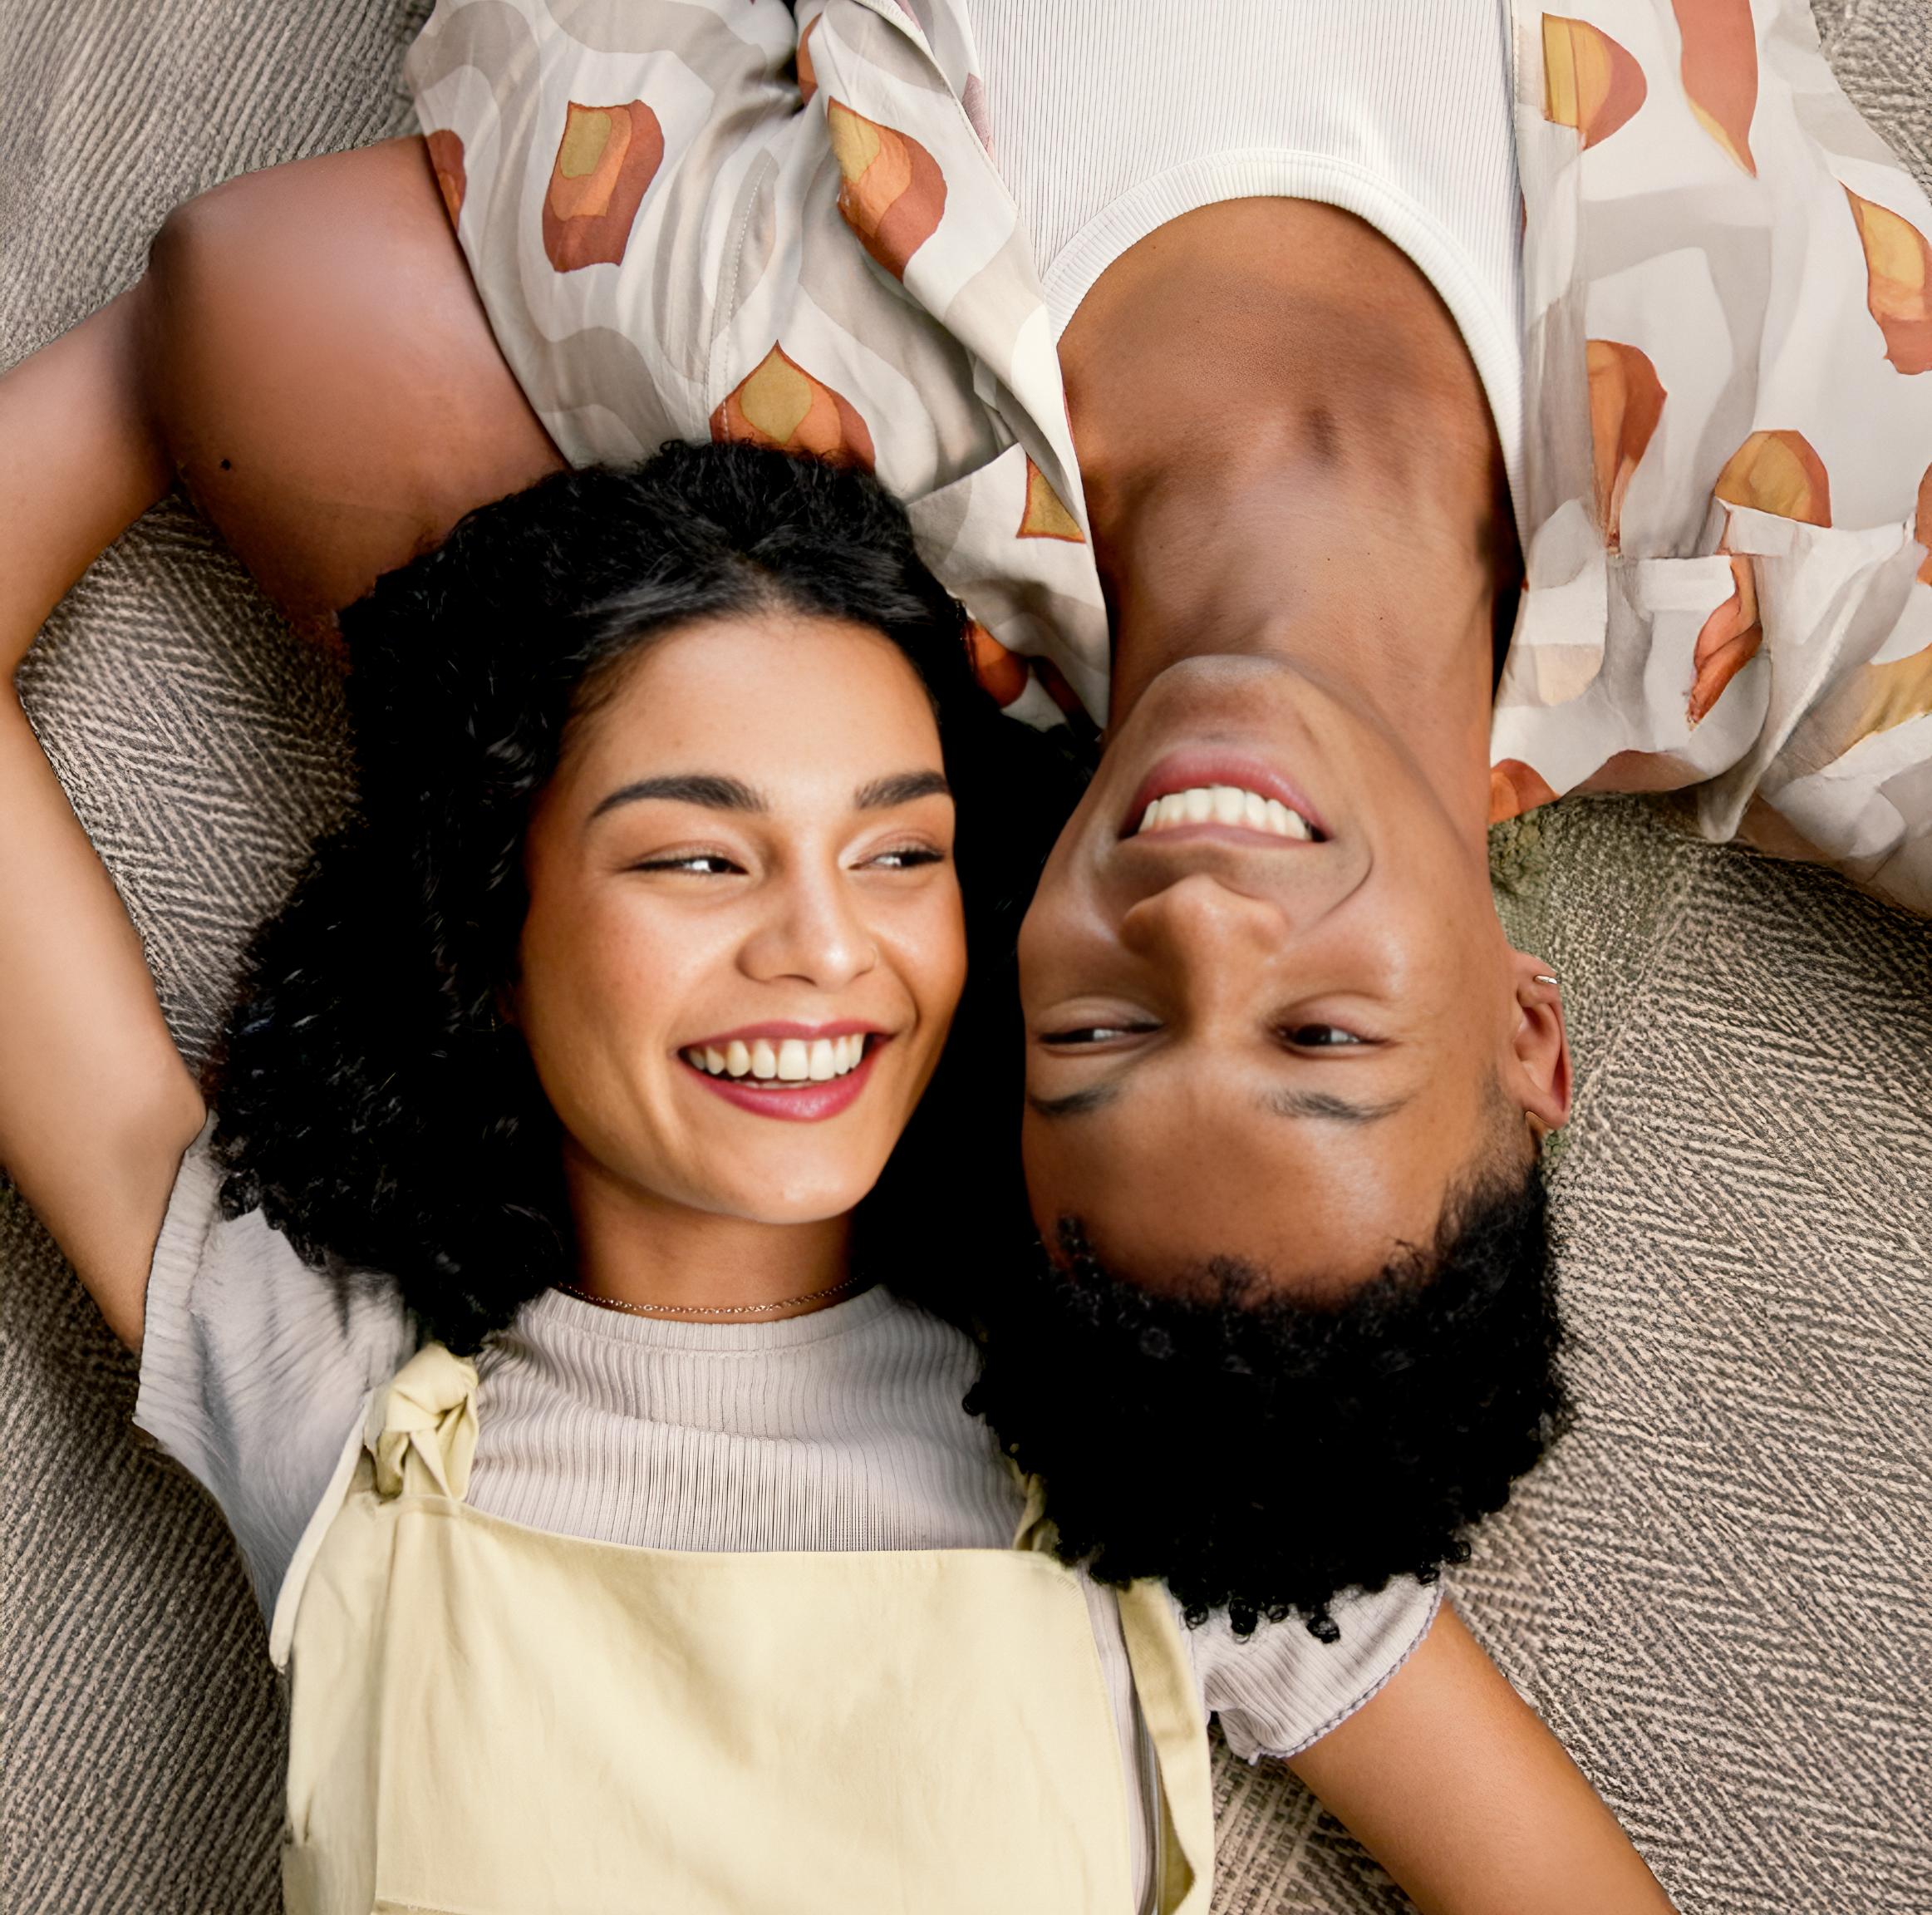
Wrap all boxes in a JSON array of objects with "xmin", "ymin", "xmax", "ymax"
[{"xmin": 1023, "ymin": 1055, "xmax": 1493, "ymax": 1287}]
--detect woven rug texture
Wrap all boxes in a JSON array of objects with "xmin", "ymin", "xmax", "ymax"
[{"xmin": 2, "ymin": 2, "xmax": 1927, "ymax": 1909}]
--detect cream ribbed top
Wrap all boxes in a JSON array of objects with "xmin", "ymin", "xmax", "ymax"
[{"xmin": 137, "ymin": 1137, "xmax": 1438, "ymax": 1908}]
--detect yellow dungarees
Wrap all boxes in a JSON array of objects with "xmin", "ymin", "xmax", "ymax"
[{"xmin": 271, "ymin": 1343, "xmax": 1214, "ymax": 1915}]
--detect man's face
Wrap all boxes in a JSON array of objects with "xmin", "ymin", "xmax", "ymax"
[{"xmin": 1018, "ymin": 653, "xmax": 1566, "ymax": 1298}]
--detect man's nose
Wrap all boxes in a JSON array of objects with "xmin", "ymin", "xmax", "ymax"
[
  {"xmin": 739, "ymin": 862, "xmax": 878, "ymax": 991},
  {"xmin": 1118, "ymin": 871, "xmax": 1290, "ymax": 997}
]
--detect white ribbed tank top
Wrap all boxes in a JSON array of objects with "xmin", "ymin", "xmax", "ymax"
[{"xmin": 963, "ymin": 0, "xmax": 1525, "ymax": 495}]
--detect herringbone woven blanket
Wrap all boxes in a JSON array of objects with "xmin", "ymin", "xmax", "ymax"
[{"xmin": 2, "ymin": 2, "xmax": 1927, "ymax": 1908}]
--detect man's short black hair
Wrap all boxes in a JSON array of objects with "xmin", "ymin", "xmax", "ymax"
[{"xmin": 966, "ymin": 1158, "xmax": 1569, "ymax": 1640}]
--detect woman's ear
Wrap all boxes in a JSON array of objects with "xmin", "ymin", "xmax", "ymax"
[{"xmin": 1507, "ymin": 949, "xmax": 1571, "ymax": 1133}]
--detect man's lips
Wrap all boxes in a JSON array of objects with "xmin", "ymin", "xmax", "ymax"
[{"xmin": 1120, "ymin": 749, "xmax": 1328, "ymax": 842}]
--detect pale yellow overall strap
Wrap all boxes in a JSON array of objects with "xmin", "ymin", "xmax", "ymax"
[
  {"xmin": 1116, "ymin": 1581, "xmax": 1216, "ymax": 1915},
  {"xmin": 366, "ymin": 1341, "xmax": 479, "ymax": 1501}
]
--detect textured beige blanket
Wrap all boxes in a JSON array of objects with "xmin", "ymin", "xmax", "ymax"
[{"xmin": 2, "ymin": 3, "xmax": 1927, "ymax": 1908}]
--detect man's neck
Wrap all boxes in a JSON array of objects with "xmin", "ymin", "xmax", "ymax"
[{"xmin": 1058, "ymin": 199, "xmax": 1508, "ymax": 843}]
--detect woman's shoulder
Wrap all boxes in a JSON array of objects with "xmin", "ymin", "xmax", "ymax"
[{"xmin": 134, "ymin": 1123, "xmax": 418, "ymax": 1616}]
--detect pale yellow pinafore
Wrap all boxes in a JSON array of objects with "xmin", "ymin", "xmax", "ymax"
[{"xmin": 268, "ymin": 1343, "xmax": 1215, "ymax": 1915}]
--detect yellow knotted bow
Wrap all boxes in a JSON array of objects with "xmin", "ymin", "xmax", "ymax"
[{"xmin": 366, "ymin": 1341, "xmax": 479, "ymax": 1501}]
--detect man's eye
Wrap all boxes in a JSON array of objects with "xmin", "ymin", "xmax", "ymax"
[
  {"xmin": 1285, "ymin": 1024, "xmax": 1365, "ymax": 1048},
  {"xmin": 867, "ymin": 846, "xmax": 945, "ymax": 870}
]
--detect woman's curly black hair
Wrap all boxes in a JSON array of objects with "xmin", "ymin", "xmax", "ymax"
[
  {"xmin": 966, "ymin": 1155, "xmax": 1569, "ymax": 1641},
  {"xmin": 209, "ymin": 443, "xmax": 1083, "ymax": 1352}
]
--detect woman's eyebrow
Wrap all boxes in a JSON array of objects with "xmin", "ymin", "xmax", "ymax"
[
  {"xmin": 590, "ymin": 773, "xmax": 764, "ymax": 820},
  {"xmin": 853, "ymin": 770, "xmax": 951, "ymax": 809}
]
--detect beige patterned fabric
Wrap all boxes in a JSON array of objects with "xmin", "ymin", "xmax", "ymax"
[
  {"xmin": 417, "ymin": 0, "xmax": 1932, "ymax": 908},
  {"xmin": 2, "ymin": 2, "xmax": 1930, "ymax": 1913},
  {"xmin": 1497, "ymin": 0, "xmax": 1932, "ymax": 913}
]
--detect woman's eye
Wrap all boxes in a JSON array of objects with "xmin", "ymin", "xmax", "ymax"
[
  {"xmin": 632, "ymin": 854, "xmax": 742, "ymax": 875},
  {"xmin": 1284, "ymin": 1024, "xmax": 1365, "ymax": 1048},
  {"xmin": 866, "ymin": 845, "xmax": 945, "ymax": 870}
]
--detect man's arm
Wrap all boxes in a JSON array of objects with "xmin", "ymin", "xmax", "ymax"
[
  {"xmin": 142, "ymin": 135, "xmax": 565, "ymax": 635},
  {"xmin": 1290, "ymin": 1602, "xmax": 1677, "ymax": 1915}
]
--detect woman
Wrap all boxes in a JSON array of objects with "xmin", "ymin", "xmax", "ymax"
[{"xmin": 0, "ymin": 436, "xmax": 1672, "ymax": 1910}]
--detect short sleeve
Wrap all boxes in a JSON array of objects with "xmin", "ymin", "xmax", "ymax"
[
  {"xmin": 133, "ymin": 1128, "xmax": 417, "ymax": 1620},
  {"xmin": 1187, "ymin": 1577, "xmax": 1443, "ymax": 1763}
]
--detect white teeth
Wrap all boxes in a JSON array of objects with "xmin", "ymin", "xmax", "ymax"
[
  {"xmin": 1135, "ymin": 785, "xmax": 1316, "ymax": 841},
  {"xmin": 688, "ymin": 1034, "xmax": 870, "ymax": 1081},
  {"xmin": 1269, "ymin": 798, "xmax": 1311, "ymax": 840}
]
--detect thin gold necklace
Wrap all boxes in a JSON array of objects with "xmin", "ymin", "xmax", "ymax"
[{"xmin": 553, "ymin": 1276, "xmax": 862, "ymax": 1319}]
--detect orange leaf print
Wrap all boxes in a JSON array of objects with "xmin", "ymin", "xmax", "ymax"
[
  {"xmin": 964, "ymin": 622, "xmax": 1030, "ymax": 706},
  {"xmin": 1688, "ymin": 554, "xmax": 1761, "ymax": 724},
  {"xmin": 1918, "ymin": 463, "xmax": 1932, "ymax": 586},
  {"xmin": 826, "ymin": 100, "xmax": 946, "ymax": 281},
  {"xmin": 424, "ymin": 129, "xmax": 466, "ymax": 229},
  {"xmin": 1714, "ymin": 430, "xmax": 1831, "ymax": 527},
  {"xmin": 710, "ymin": 344, "xmax": 877, "ymax": 470},
  {"xmin": 1488, "ymin": 760, "xmax": 1560, "ymax": 823},
  {"xmin": 1846, "ymin": 647, "xmax": 1932, "ymax": 741},
  {"xmin": 1032, "ymin": 655, "xmax": 1099, "ymax": 736},
  {"xmin": 1844, "ymin": 188, "xmax": 1932, "ymax": 376},
  {"xmin": 542, "ymin": 101, "xmax": 665, "ymax": 273},
  {"xmin": 1017, "ymin": 457, "xmax": 1085, "ymax": 543},
  {"xmin": 1673, "ymin": 0, "xmax": 1756, "ymax": 175},
  {"xmin": 797, "ymin": 16, "xmax": 820, "ymax": 106},
  {"xmin": 1541, "ymin": 15, "xmax": 1647, "ymax": 148},
  {"xmin": 1586, "ymin": 341, "xmax": 1666, "ymax": 549}
]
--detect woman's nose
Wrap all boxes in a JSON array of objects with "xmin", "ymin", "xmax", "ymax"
[{"xmin": 739, "ymin": 862, "xmax": 878, "ymax": 991}]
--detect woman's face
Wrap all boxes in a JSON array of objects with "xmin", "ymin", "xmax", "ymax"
[{"xmin": 514, "ymin": 610, "xmax": 966, "ymax": 1228}]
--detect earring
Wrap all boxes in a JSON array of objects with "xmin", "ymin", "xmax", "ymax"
[{"xmin": 1534, "ymin": 974, "xmax": 1557, "ymax": 985}]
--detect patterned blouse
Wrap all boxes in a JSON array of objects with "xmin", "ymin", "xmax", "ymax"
[{"xmin": 406, "ymin": 0, "xmax": 1932, "ymax": 913}]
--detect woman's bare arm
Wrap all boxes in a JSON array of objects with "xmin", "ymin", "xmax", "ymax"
[
  {"xmin": 0, "ymin": 136, "xmax": 562, "ymax": 1347},
  {"xmin": 1290, "ymin": 1603, "xmax": 1677, "ymax": 1915},
  {"xmin": 0, "ymin": 288, "xmax": 201, "ymax": 1347}
]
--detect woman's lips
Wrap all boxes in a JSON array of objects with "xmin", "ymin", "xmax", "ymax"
[
  {"xmin": 1119, "ymin": 749, "xmax": 1328, "ymax": 842},
  {"xmin": 679, "ymin": 1036, "xmax": 884, "ymax": 1122}
]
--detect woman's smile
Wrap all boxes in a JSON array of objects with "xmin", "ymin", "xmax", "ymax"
[{"xmin": 678, "ymin": 1022, "xmax": 887, "ymax": 1120}]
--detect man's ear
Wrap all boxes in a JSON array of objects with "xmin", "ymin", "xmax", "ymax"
[{"xmin": 1507, "ymin": 949, "xmax": 1571, "ymax": 1132}]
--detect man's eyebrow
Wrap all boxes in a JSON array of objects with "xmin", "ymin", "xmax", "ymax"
[
  {"xmin": 853, "ymin": 770, "xmax": 951, "ymax": 809},
  {"xmin": 589, "ymin": 773, "xmax": 764, "ymax": 821},
  {"xmin": 1266, "ymin": 1087, "xmax": 1411, "ymax": 1124},
  {"xmin": 1025, "ymin": 1084, "xmax": 1121, "ymax": 1119}
]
